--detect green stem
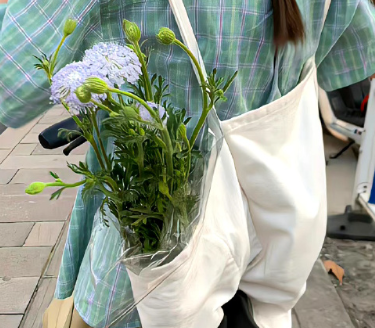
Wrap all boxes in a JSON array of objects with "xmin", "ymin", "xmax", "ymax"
[
  {"xmin": 62, "ymin": 102, "xmax": 107, "ymax": 171},
  {"xmin": 108, "ymin": 88, "xmax": 159, "ymax": 122},
  {"xmin": 89, "ymin": 108, "xmax": 111, "ymax": 170},
  {"xmin": 173, "ymin": 39, "xmax": 213, "ymax": 147},
  {"xmin": 174, "ymin": 39, "xmax": 208, "ymax": 111},
  {"xmin": 47, "ymin": 180, "xmax": 85, "ymax": 189},
  {"xmin": 189, "ymin": 102, "xmax": 214, "ymax": 149},
  {"xmin": 107, "ymin": 93, "xmax": 121, "ymax": 108},
  {"xmin": 109, "ymin": 88, "xmax": 173, "ymax": 178},
  {"xmin": 186, "ymin": 151, "xmax": 191, "ymax": 182},
  {"xmin": 49, "ymin": 36, "xmax": 67, "ymax": 80},
  {"xmin": 114, "ymin": 84, "xmax": 126, "ymax": 107},
  {"xmin": 88, "ymin": 135, "xmax": 106, "ymax": 170},
  {"xmin": 61, "ymin": 102, "xmax": 106, "ymax": 170},
  {"xmin": 91, "ymin": 99, "xmax": 114, "ymax": 114},
  {"xmin": 134, "ymin": 43, "xmax": 152, "ymax": 101},
  {"xmin": 61, "ymin": 101, "xmax": 84, "ymax": 130},
  {"xmin": 161, "ymin": 128, "xmax": 174, "ymax": 178}
]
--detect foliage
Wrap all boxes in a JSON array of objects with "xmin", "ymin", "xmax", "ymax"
[{"xmin": 31, "ymin": 20, "xmax": 236, "ymax": 253}]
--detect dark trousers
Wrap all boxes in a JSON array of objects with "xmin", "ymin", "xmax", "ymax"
[{"xmin": 218, "ymin": 291, "xmax": 259, "ymax": 328}]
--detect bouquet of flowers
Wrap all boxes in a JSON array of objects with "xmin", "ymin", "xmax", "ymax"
[{"xmin": 26, "ymin": 19, "xmax": 236, "ymax": 326}]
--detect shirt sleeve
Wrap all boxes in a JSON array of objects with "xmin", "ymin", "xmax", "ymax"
[
  {"xmin": 0, "ymin": 4, "xmax": 6, "ymax": 29},
  {"xmin": 0, "ymin": 0, "xmax": 99, "ymax": 128},
  {"xmin": 317, "ymin": 0, "xmax": 375, "ymax": 91}
]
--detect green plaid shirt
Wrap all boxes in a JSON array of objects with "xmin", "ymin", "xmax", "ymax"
[{"xmin": 1, "ymin": 1, "xmax": 375, "ymax": 327}]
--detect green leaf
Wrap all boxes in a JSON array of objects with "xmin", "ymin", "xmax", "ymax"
[
  {"xmin": 50, "ymin": 187, "xmax": 65, "ymax": 200},
  {"xmin": 222, "ymin": 71, "xmax": 238, "ymax": 92},
  {"xmin": 151, "ymin": 73, "xmax": 157, "ymax": 85},
  {"xmin": 50, "ymin": 171, "xmax": 60, "ymax": 179}
]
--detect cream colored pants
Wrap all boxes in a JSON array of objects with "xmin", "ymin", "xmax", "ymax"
[{"xmin": 43, "ymin": 297, "xmax": 91, "ymax": 328}]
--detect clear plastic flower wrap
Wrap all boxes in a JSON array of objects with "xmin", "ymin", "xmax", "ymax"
[
  {"xmin": 28, "ymin": 18, "xmax": 237, "ymax": 328},
  {"xmin": 78, "ymin": 110, "xmax": 224, "ymax": 327}
]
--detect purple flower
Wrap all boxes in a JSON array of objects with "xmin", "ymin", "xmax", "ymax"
[
  {"xmin": 83, "ymin": 42, "xmax": 142, "ymax": 86},
  {"xmin": 51, "ymin": 61, "xmax": 111, "ymax": 113},
  {"xmin": 138, "ymin": 102, "xmax": 167, "ymax": 122}
]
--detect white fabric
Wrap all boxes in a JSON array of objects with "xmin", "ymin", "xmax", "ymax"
[
  {"xmin": 127, "ymin": 1, "xmax": 329, "ymax": 327},
  {"xmin": 230, "ymin": 58, "xmax": 326, "ymax": 328}
]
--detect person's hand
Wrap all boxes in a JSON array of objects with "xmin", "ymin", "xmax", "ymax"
[{"xmin": 371, "ymin": 73, "xmax": 375, "ymax": 81}]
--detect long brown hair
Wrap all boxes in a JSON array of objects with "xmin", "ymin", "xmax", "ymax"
[{"xmin": 272, "ymin": 0, "xmax": 305, "ymax": 46}]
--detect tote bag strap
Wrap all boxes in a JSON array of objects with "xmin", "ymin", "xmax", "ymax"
[
  {"xmin": 323, "ymin": 0, "xmax": 332, "ymax": 23},
  {"xmin": 168, "ymin": 0, "xmax": 223, "ymax": 137},
  {"xmin": 168, "ymin": 0, "xmax": 208, "ymax": 81}
]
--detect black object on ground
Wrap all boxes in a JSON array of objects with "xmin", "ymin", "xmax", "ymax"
[
  {"xmin": 39, "ymin": 116, "xmax": 85, "ymax": 155},
  {"xmin": 63, "ymin": 136, "xmax": 86, "ymax": 156},
  {"xmin": 327, "ymin": 205, "xmax": 375, "ymax": 241}
]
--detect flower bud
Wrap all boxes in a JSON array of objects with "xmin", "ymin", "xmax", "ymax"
[
  {"xmin": 63, "ymin": 19, "xmax": 77, "ymax": 37},
  {"xmin": 109, "ymin": 111, "xmax": 119, "ymax": 117},
  {"xmin": 75, "ymin": 86, "xmax": 92, "ymax": 103},
  {"xmin": 178, "ymin": 124, "xmax": 189, "ymax": 147},
  {"xmin": 25, "ymin": 182, "xmax": 46, "ymax": 195},
  {"xmin": 123, "ymin": 106, "xmax": 140, "ymax": 121},
  {"xmin": 123, "ymin": 20, "xmax": 141, "ymax": 43},
  {"xmin": 156, "ymin": 28, "xmax": 176, "ymax": 45},
  {"xmin": 42, "ymin": 58, "xmax": 50, "ymax": 68},
  {"xmin": 84, "ymin": 77, "xmax": 109, "ymax": 94},
  {"xmin": 139, "ymin": 128, "xmax": 145, "ymax": 136},
  {"xmin": 178, "ymin": 124, "xmax": 187, "ymax": 137},
  {"xmin": 128, "ymin": 128, "xmax": 136, "ymax": 135}
]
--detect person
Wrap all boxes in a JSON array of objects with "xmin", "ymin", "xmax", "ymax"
[{"xmin": 1, "ymin": 1, "xmax": 375, "ymax": 327}]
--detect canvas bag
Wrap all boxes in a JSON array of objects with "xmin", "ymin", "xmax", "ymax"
[{"xmin": 127, "ymin": 1, "xmax": 329, "ymax": 327}]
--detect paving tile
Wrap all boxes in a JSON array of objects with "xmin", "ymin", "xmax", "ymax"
[
  {"xmin": 0, "ymin": 223, "xmax": 34, "ymax": 247},
  {"xmin": 10, "ymin": 168, "xmax": 78, "ymax": 185},
  {"xmin": 294, "ymin": 261, "xmax": 354, "ymax": 328},
  {"xmin": 24, "ymin": 222, "xmax": 64, "ymax": 247},
  {"xmin": 0, "ymin": 277, "xmax": 39, "ymax": 314},
  {"xmin": 0, "ymin": 315, "xmax": 23, "ymax": 328},
  {"xmin": 21, "ymin": 278, "xmax": 56, "ymax": 328},
  {"xmin": 33, "ymin": 142, "xmax": 89, "ymax": 156},
  {"xmin": 292, "ymin": 313, "xmax": 300, "ymax": 328},
  {"xmin": 45, "ymin": 223, "xmax": 68, "ymax": 277},
  {"xmin": 0, "ymin": 195, "xmax": 74, "ymax": 223},
  {"xmin": 11, "ymin": 144, "xmax": 38, "ymax": 156},
  {"xmin": 0, "ymin": 247, "xmax": 52, "ymax": 278},
  {"xmin": 38, "ymin": 112, "xmax": 71, "ymax": 124},
  {"xmin": 43, "ymin": 107, "xmax": 65, "ymax": 117},
  {"xmin": 21, "ymin": 124, "xmax": 51, "ymax": 144},
  {"xmin": 0, "ymin": 119, "xmax": 38, "ymax": 150},
  {"xmin": 0, "ymin": 169, "xmax": 17, "ymax": 184},
  {"xmin": 0, "ymin": 149, "xmax": 11, "ymax": 163},
  {"xmin": 0, "ymin": 154, "xmax": 85, "ymax": 169}
]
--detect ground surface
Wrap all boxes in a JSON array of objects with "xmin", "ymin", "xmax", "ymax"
[{"xmin": 324, "ymin": 134, "xmax": 375, "ymax": 328}]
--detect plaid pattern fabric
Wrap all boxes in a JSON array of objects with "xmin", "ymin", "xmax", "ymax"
[{"xmin": 1, "ymin": 0, "xmax": 375, "ymax": 326}]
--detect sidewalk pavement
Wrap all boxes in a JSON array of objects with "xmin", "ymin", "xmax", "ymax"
[
  {"xmin": 0, "ymin": 106, "xmax": 87, "ymax": 328},
  {"xmin": 0, "ymin": 107, "xmax": 354, "ymax": 328}
]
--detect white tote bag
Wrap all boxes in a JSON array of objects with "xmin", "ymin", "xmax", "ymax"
[{"xmin": 127, "ymin": 1, "xmax": 329, "ymax": 327}]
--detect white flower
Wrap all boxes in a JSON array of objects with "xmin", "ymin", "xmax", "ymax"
[
  {"xmin": 83, "ymin": 42, "xmax": 142, "ymax": 86},
  {"xmin": 138, "ymin": 102, "xmax": 167, "ymax": 122},
  {"xmin": 51, "ymin": 61, "xmax": 111, "ymax": 114}
]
